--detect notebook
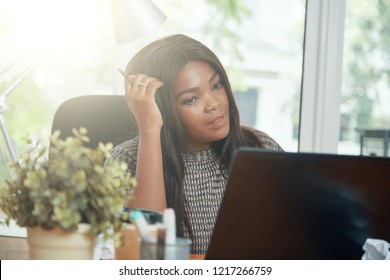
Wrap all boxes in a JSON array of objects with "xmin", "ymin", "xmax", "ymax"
[{"xmin": 205, "ymin": 148, "xmax": 390, "ymax": 260}]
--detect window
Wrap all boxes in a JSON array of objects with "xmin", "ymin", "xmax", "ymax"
[
  {"xmin": 339, "ymin": 0, "xmax": 390, "ymax": 157},
  {"xmin": 233, "ymin": 88, "xmax": 258, "ymax": 127},
  {"xmin": 0, "ymin": 0, "xmax": 307, "ymax": 235},
  {"xmin": 1, "ymin": 0, "xmax": 306, "ymax": 169},
  {"xmin": 299, "ymin": 0, "xmax": 390, "ymax": 157}
]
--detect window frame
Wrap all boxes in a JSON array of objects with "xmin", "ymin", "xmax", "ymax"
[{"xmin": 299, "ymin": 0, "xmax": 346, "ymax": 154}]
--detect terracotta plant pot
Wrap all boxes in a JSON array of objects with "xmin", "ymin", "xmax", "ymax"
[{"xmin": 27, "ymin": 224, "xmax": 96, "ymax": 260}]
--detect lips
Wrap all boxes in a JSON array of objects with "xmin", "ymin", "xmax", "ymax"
[{"xmin": 207, "ymin": 112, "xmax": 227, "ymax": 129}]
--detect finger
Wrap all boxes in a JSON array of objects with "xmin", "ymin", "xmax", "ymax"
[
  {"xmin": 124, "ymin": 74, "xmax": 142, "ymax": 108},
  {"xmin": 134, "ymin": 76, "xmax": 162, "ymax": 97},
  {"xmin": 130, "ymin": 74, "xmax": 148, "ymax": 97},
  {"xmin": 124, "ymin": 79, "xmax": 131, "ymax": 91},
  {"xmin": 124, "ymin": 74, "xmax": 135, "ymax": 92},
  {"xmin": 144, "ymin": 79, "xmax": 164, "ymax": 99}
]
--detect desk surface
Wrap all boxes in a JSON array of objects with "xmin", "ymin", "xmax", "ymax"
[
  {"xmin": 0, "ymin": 235, "xmax": 204, "ymax": 260},
  {"xmin": 0, "ymin": 236, "xmax": 29, "ymax": 260}
]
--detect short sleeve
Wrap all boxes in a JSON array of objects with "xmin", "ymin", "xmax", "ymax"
[
  {"xmin": 106, "ymin": 137, "xmax": 139, "ymax": 177},
  {"xmin": 250, "ymin": 128, "xmax": 284, "ymax": 151}
]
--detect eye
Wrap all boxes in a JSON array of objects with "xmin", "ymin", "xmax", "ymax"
[
  {"xmin": 183, "ymin": 96, "xmax": 198, "ymax": 105},
  {"xmin": 212, "ymin": 81, "xmax": 223, "ymax": 91}
]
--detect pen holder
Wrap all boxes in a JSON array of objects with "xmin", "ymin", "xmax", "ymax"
[
  {"xmin": 140, "ymin": 237, "xmax": 192, "ymax": 260},
  {"xmin": 115, "ymin": 224, "xmax": 157, "ymax": 260}
]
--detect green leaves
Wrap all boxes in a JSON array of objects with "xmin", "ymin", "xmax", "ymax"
[{"xmin": 0, "ymin": 128, "xmax": 136, "ymax": 243}]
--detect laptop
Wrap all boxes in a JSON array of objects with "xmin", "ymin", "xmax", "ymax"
[{"xmin": 205, "ymin": 148, "xmax": 390, "ymax": 260}]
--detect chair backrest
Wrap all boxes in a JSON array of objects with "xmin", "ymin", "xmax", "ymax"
[{"xmin": 51, "ymin": 95, "xmax": 137, "ymax": 149}]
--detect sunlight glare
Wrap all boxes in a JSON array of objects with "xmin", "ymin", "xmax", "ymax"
[{"xmin": 3, "ymin": 0, "xmax": 104, "ymax": 46}]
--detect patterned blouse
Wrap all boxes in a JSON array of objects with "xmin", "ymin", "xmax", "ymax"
[{"xmin": 109, "ymin": 129, "xmax": 283, "ymax": 254}]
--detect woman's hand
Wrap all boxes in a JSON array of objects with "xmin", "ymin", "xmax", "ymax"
[
  {"xmin": 124, "ymin": 74, "xmax": 164, "ymax": 135},
  {"xmin": 121, "ymin": 73, "xmax": 167, "ymax": 211}
]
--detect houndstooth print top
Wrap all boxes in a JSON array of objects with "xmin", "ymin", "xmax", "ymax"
[{"xmin": 109, "ymin": 129, "xmax": 283, "ymax": 254}]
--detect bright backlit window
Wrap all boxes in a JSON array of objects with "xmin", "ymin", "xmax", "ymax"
[{"xmin": 0, "ymin": 0, "xmax": 306, "ymax": 182}]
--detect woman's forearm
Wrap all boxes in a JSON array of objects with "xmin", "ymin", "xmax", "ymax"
[{"xmin": 126, "ymin": 130, "xmax": 166, "ymax": 211}]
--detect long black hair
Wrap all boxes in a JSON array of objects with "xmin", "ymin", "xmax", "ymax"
[{"xmin": 125, "ymin": 34, "xmax": 267, "ymax": 235}]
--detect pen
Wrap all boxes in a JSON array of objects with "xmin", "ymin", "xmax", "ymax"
[
  {"xmin": 129, "ymin": 210, "xmax": 155, "ymax": 243},
  {"xmin": 118, "ymin": 68, "xmax": 132, "ymax": 82}
]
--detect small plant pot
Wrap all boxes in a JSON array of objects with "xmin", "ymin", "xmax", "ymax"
[{"xmin": 27, "ymin": 223, "xmax": 96, "ymax": 260}]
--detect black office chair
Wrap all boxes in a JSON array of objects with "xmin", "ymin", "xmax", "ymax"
[
  {"xmin": 51, "ymin": 95, "xmax": 137, "ymax": 148},
  {"xmin": 52, "ymin": 95, "xmax": 163, "ymax": 224}
]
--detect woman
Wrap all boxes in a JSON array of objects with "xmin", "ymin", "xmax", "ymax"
[{"xmin": 110, "ymin": 34, "xmax": 283, "ymax": 254}]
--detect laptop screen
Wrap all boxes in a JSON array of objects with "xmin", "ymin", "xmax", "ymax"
[{"xmin": 205, "ymin": 148, "xmax": 390, "ymax": 259}]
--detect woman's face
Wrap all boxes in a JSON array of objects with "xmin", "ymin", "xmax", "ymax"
[{"xmin": 173, "ymin": 60, "xmax": 230, "ymax": 152}]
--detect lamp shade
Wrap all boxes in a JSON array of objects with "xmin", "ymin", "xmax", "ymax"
[{"xmin": 111, "ymin": 0, "xmax": 167, "ymax": 44}]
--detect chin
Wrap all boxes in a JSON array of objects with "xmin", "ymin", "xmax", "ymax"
[{"xmin": 212, "ymin": 127, "xmax": 230, "ymax": 142}]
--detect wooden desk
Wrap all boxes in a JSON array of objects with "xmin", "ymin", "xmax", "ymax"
[
  {"xmin": 0, "ymin": 235, "xmax": 204, "ymax": 260},
  {"xmin": 0, "ymin": 236, "xmax": 29, "ymax": 260}
]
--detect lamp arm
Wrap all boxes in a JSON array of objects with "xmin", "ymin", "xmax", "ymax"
[
  {"xmin": 0, "ymin": 53, "xmax": 47, "ymax": 162},
  {"xmin": 0, "ymin": 55, "xmax": 46, "ymax": 100},
  {"xmin": 0, "ymin": 114, "xmax": 18, "ymax": 162}
]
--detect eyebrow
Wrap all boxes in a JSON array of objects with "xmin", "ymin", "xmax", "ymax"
[{"xmin": 175, "ymin": 71, "xmax": 219, "ymax": 99}]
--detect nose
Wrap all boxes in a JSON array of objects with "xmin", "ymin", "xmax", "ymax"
[{"xmin": 204, "ymin": 92, "xmax": 219, "ymax": 112}]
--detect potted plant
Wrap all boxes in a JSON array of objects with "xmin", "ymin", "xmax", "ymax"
[{"xmin": 0, "ymin": 128, "xmax": 136, "ymax": 259}]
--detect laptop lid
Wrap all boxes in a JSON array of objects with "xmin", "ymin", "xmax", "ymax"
[{"xmin": 205, "ymin": 148, "xmax": 390, "ymax": 260}]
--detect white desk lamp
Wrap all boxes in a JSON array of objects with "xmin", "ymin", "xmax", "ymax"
[{"xmin": 111, "ymin": 0, "xmax": 167, "ymax": 44}]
